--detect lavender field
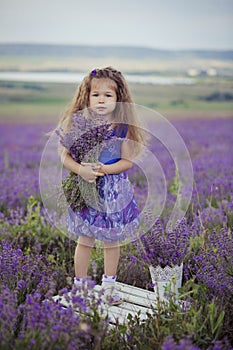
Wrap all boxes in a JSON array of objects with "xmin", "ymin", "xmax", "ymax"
[{"xmin": 0, "ymin": 117, "xmax": 233, "ymax": 349}]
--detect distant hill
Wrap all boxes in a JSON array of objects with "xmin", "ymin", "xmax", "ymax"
[{"xmin": 0, "ymin": 43, "xmax": 232, "ymax": 61}]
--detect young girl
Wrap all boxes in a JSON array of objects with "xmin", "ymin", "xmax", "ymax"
[{"xmin": 59, "ymin": 67, "xmax": 145, "ymax": 305}]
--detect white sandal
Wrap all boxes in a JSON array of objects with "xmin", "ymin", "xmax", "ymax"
[{"xmin": 101, "ymin": 275, "xmax": 123, "ymax": 306}]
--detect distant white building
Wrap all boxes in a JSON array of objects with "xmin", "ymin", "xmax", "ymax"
[
  {"xmin": 187, "ymin": 67, "xmax": 217, "ymax": 77},
  {"xmin": 207, "ymin": 68, "xmax": 217, "ymax": 76}
]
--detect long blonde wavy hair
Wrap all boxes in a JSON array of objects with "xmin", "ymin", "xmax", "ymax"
[{"xmin": 58, "ymin": 66, "xmax": 146, "ymax": 154}]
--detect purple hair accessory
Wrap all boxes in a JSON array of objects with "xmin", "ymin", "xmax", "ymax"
[{"xmin": 91, "ymin": 69, "xmax": 97, "ymax": 76}]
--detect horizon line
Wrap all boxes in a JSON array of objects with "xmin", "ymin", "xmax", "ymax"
[{"xmin": 0, "ymin": 41, "xmax": 232, "ymax": 52}]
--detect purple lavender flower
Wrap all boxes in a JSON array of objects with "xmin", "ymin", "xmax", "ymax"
[
  {"xmin": 136, "ymin": 217, "xmax": 190, "ymax": 267},
  {"xmin": 0, "ymin": 123, "xmax": 50, "ymax": 212},
  {"xmin": 0, "ymin": 286, "xmax": 19, "ymax": 344},
  {"xmin": 0, "ymin": 115, "xmax": 233, "ymax": 347},
  {"xmin": 162, "ymin": 336, "xmax": 200, "ymax": 350},
  {"xmin": 192, "ymin": 228, "xmax": 233, "ymax": 300},
  {"xmin": 57, "ymin": 112, "xmax": 118, "ymax": 211},
  {"xmin": 0, "ymin": 240, "xmax": 57, "ymax": 302}
]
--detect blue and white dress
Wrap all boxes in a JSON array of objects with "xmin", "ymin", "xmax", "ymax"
[{"xmin": 67, "ymin": 124, "xmax": 140, "ymax": 242}]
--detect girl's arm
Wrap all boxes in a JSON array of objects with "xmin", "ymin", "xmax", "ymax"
[
  {"xmin": 99, "ymin": 137, "xmax": 133, "ymax": 175},
  {"xmin": 61, "ymin": 149, "xmax": 80, "ymax": 175},
  {"xmin": 61, "ymin": 148, "xmax": 104, "ymax": 182},
  {"xmin": 100, "ymin": 158, "xmax": 132, "ymax": 175}
]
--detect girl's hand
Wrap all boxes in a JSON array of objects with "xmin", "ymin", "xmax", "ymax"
[{"xmin": 79, "ymin": 162, "xmax": 105, "ymax": 183}]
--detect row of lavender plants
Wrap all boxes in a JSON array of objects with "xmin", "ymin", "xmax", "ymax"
[{"xmin": 0, "ymin": 118, "xmax": 232, "ymax": 349}]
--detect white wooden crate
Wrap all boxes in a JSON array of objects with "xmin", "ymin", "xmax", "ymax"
[{"xmin": 53, "ymin": 282, "xmax": 158, "ymax": 325}]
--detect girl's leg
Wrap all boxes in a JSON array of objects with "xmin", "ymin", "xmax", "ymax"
[
  {"xmin": 74, "ymin": 236, "xmax": 95, "ymax": 278},
  {"xmin": 102, "ymin": 241, "xmax": 122, "ymax": 305},
  {"xmin": 103, "ymin": 241, "xmax": 120, "ymax": 276}
]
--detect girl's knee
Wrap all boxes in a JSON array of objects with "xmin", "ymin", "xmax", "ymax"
[
  {"xmin": 78, "ymin": 236, "xmax": 95, "ymax": 247},
  {"xmin": 104, "ymin": 241, "xmax": 119, "ymax": 249}
]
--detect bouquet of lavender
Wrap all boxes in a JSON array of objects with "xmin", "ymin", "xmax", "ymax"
[
  {"xmin": 57, "ymin": 111, "xmax": 116, "ymax": 212},
  {"xmin": 137, "ymin": 217, "xmax": 190, "ymax": 268}
]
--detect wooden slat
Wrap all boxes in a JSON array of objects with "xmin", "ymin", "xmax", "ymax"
[
  {"xmin": 94, "ymin": 283, "xmax": 156, "ymax": 310},
  {"xmin": 52, "ymin": 282, "xmax": 158, "ymax": 325},
  {"xmin": 115, "ymin": 282, "xmax": 157, "ymax": 307}
]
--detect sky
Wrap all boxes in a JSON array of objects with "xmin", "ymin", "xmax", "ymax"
[{"xmin": 0, "ymin": 0, "xmax": 233, "ymax": 50}]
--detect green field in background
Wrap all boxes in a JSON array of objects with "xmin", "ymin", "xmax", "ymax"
[{"xmin": 0, "ymin": 77, "xmax": 232, "ymax": 123}]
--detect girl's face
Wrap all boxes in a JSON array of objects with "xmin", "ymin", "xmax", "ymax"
[{"xmin": 89, "ymin": 78, "xmax": 117, "ymax": 119}]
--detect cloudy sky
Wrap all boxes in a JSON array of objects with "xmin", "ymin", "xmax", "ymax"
[{"xmin": 1, "ymin": 0, "xmax": 232, "ymax": 49}]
